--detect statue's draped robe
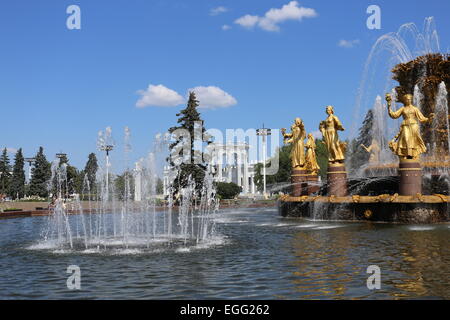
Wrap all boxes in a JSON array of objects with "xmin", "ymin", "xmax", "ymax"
[
  {"xmin": 286, "ymin": 126, "xmax": 306, "ymax": 168},
  {"xmin": 305, "ymin": 137, "xmax": 320, "ymax": 174},
  {"xmin": 388, "ymin": 105, "xmax": 428, "ymax": 158},
  {"xmin": 321, "ymin": 115, "xmax": 345, "ymax": 162}
]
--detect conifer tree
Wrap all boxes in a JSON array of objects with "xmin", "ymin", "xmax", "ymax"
[
  {"xmin": 349, "ymin": 109, "xmax": 376, "ymax": 175},
  {"xmin": 168, "ymin": 91, "xmax": 211, "ymax": 194},
  {"xmin": 0, "ymin": 148, "xmax": 11, "ymax": 196},
  {"xmin": 29, "ymin": 147, "xmax": 51, "ymax": 198},
  {"xmin": 9, "ymin": 148, "xmax": 25, "ymax": 199},
  {"xmin": 84, "ymin": 153, "xmax": 98, "ymax": 191},
  {"xmin": 56, "ymin": 154, "xmax": 79, "ymax": 196}
]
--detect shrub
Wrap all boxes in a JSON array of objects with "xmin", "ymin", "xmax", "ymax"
[{"xmin": 215, "ymin": 182, "xmax": 242, "ymax": 199}]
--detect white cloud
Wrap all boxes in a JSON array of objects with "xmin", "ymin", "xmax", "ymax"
[
  {"xmin": 188, "ymin": 86, "xmax": 237, "ymax": 109},
  {"xmin": 222, "ymin": 24, "xmax": 231, "ymax": 31},
  {"xmin": 210, "ymin": 6, "xmax": 228, "ymax": 16},
  {"xmin": 235, "ymin": 14, "xmax": 259, "ymax": 28},
  {"xmin": 338, "ymin": 39, "xmax": 360, "ymax": 48},
  {"xmin": 136, "ymin": 84, "xmax": 184, "ymax": 108},
  {"xmin": 234, "ymin": 1, "xmax": 317, "ymax": 32}
]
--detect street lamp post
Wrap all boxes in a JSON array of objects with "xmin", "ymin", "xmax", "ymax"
[{"xmin": 256, "ymin": 125, "xmax": 271, "ymax": 198}]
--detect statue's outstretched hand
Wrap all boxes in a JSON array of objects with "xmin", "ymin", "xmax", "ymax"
[{"xmin": 385, "ymin": 93, "xmax": 392, "ymax": 105}]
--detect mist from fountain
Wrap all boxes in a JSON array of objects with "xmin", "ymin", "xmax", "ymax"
[
  {"xmin": 433, "ymin": 82, "xmax": 450, "ymax": 157},
  {"xmin": 351, "ymin": 17, "xmax": 440, "ymax": 150}
]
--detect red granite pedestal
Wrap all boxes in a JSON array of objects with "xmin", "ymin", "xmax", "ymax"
[
  {"xmin": 327, "ymin": 163, "xmax": 348, "ymax": 197},
  {"xmin": 399, "ymin": 159, "xmax": 422, "ymax": 196},
  {"xmin": 307, "ymin": 174, "xmax": 320, "ymax": 195},
  {"xmin": 291, "ymin": 168, "xmax": 308, "ymax": 197}
]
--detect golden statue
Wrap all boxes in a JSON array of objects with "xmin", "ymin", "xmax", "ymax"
[
  {"xmin": 386, "ymin": 93, "xmax": 434, "ymax": 160},
  {"xmin": 319, "ymin": 106, "xmax": 346, "ymax": 163},
  {"xmin": 281, "ymin": 118, "xmax": 306, "ymax": 168},
  {"xmin": 305, "ymin": 133, "xmax": 320, "ymax": 175},
  {"xmin": 361, "ymin": 139, "xmax": 380, "ymax": 164}
]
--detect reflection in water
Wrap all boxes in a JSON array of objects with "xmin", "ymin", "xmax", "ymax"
[{"xmin": 288, "ymin": 224, "xmax": 450, "ymax": 299}]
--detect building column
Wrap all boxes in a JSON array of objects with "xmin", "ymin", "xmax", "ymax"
[
  {"xmin": 250, "ymin": 175, "xmax": 255, "ymax": 194},
  {"xmin": 245, "ymin": 149, "xmax": 249, "ymax": 193},
  {"xmin": 217, "ymin": 151, "xmax": 223, "ymax": 182},
  {"xmin": 237, "ymin": 151, "xmax": 243, "ymax": 192}
]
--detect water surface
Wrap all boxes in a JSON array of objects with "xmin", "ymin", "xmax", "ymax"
[{"xmin": 0, "ymin": 207, "xmax": 449, "ymax": 299}]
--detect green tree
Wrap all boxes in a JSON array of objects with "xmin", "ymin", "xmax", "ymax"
[
  {"xmin": 84, "ymin": 153, "xmax": 98, "ymax": 191},
  {"xmin": 168, "ymin": 91, "xmax": 211, "ymax": 195},
  {"xmin": 253, "ymin": 144, "xmax": 292, "ymax": 193},
  {"xmin": 348, "ymin": 109, "xmax": 374, "ymax": 175},
  {"xmin": 0, "ymin": 148, "xmax": 12, "ymax": 196},
  {"xmin": 56, "ymin": 154, "xmax": 79, "ymax": 196},
  {"xmin": 115, "ymin": 171, "xmax": 135, "ymax": 201},
  {"xmin": 253, "ymin": 139, "xmax": 329, "ymax": 192},
  {"xmin": 315, "ymin": 139, "xmax": 328, "ymax": 180},
  {"xmin": 215, "ymin": 182, "xmax": 242, "ymax": 199},
  {"xmin": 9, "ymin": 148, "xmax": 25, "ymax": 199},
  {"xmin": 29, "ymin": 147, "xmax": 51, "ymax": 198},
  {"xmin": 156, "ymin": 177, "xmax": 164, "ymax": 195}
]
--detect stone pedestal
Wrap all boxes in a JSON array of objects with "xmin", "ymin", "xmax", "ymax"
[
  {"xmin": 327, "ymin": 163, "xmax": 348, "ymax": 197},
  {"xmin": 307, "ymin": 174, "xmax": 320, "ymax": 195},
  {"xmin": 291, "ymin": 168, "xmax": 308, "ymax": 197},
  {"xmin": 399, "ymin": 159, "xmax": 422, "ymax": 196}
]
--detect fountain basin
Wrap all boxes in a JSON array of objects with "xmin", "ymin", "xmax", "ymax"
[{"xmin": 278, "ymin": 194, "xmax": 450, "ymax": 223}]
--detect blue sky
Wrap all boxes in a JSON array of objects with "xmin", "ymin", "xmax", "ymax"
[{"xmin": 1, "ymin": 0, "xmax": 449, "ymax": 171}]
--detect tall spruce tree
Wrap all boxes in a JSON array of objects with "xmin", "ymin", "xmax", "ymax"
[
  {"xmin": 29, "ymin": 147, "xmax": 51, "ymax": 198},
  {"xmin": 168, "ymin": 91, "xmax": 211, "ymax": 194},
  {"xmin": 84, "ymin": 153, "xmax": 98, "ymax": 191},
  {"xmin": 0, "ymin": 148, "xmax": 12, "ymax": 196},
  {"xmin": 349, "ymin": 109, "xmax": 374, "ymax": 174},
  {"xmin": 57, "ymin": 154, "xmax": 79, "ymax": 196},
  {"xmin": 9, "ymin": 148, "xmax": 25, "ymax": 199}
]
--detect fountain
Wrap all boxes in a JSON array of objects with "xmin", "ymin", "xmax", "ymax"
[
  {"xmin": 38, "ymin": 127, "xmax": 219, "ymax": 253},
  {"xmin": 278, "ymin": 18, "xmax": 450, "ymax": 224}
]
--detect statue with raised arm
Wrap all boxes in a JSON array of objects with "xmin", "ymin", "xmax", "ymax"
[
  {"xmin": 305, "ymin": 133, "xmax": 320, "ymax": 175},
  {"xmin": 281, "ymin": 118, "xmax": 306, "ymax": 168},
  {"xmin": 386, "ymin": 93, "xmax": 434, "ymax": 160},
  {"xmin": 319, "ymin": 106, "xmax": 346, "ymax": 163},
  {"xmin": 361, "ymin": 139, "xmax": 381, "ymax": 164}
]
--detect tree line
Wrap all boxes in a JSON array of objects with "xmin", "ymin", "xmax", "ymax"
[
  {"xmin": 0, "ymin": 147, "xmax": 98, "ymax": 200},
  {"xmin": 0, "ymin": 147, "xmax": 165, "ymax": 201}
]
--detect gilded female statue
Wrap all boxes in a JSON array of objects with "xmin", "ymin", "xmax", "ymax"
[
  {"xmin": 281, "ymin": 118, "xmax": 306, "ymax": 168},
  {"xmin": 305, "ymin": 133, "xmax": 320, "ymax": 175},
  {"xmin": 361, "ymin": 139, "xmax": 380, "ymax": 164},
  {"xmin": 319, "ymin": 106, "xmax": 346, "ymax": 163},
  {"xmin": 386, "ymin": 93, "xmax": 434, "ymax": 160}
]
